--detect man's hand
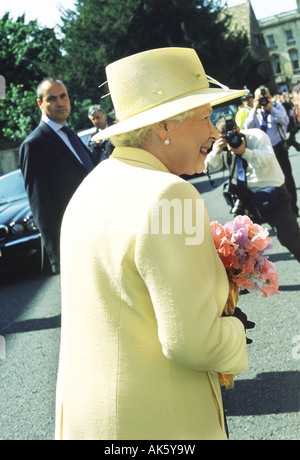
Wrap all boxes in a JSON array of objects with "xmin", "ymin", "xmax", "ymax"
[
  {"xmin": 253, "ymin": 87, "xmax": 273, "ymax": 112},
  {"xmin": 253, "ymin": 98, "xmax": 260, "ymax": 112},
  {"xmin": 231, "ymin": 137, "xmax": 246, "ymax": 156},
  {"xmin": 213, "ymin": 137, "xmax": 228, "ymax": 155}
]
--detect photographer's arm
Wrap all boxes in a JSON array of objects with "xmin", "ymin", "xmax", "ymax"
[
  {"xmin": 204, "ymin": 138, "xmax": 227, "ymax": 173},
  {"xmin": 244, "ymin": 108, "xmax": 259, "ymax": 129},
  {"xmin": 239, "ymin": 129, "xmax": 276, "ymax": 170},
  {"xmin": 271, "ymin": 103, "xmax": 289, "ymax": 129}
]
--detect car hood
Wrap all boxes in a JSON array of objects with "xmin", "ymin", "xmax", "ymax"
[{"xmin": 0, "ymin": 198, "xmax": 32, "ymax": 226}]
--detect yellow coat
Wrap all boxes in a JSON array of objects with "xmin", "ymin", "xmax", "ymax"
[{"xmin": 55, "ymin": 147, "xmax": 248, "ymax": 440}]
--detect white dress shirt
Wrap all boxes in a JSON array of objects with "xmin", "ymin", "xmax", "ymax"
[
  {"xmin": 42, "ymin": 114, "xmax": 83, "ymax": 164},
  {"xmin": 205, "ymin": 128, "xmax": 285, "ymax": 192}
]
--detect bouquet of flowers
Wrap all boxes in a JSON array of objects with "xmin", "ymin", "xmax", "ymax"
[{"xmin": 210, "ymin": 215, "xmax": 280, "ymax": 389}]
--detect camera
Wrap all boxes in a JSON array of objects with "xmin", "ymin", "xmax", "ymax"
[
  {"xmin": 223, "ymin": 130, "xmax": 245, "ymax": 149},
  {"xmin": 259, "ymin": 87, "xmax": 269, "ymax": 107},
  {"xmin": 222, "ymin": 117, "xmax": 245, "ymax": 149}
]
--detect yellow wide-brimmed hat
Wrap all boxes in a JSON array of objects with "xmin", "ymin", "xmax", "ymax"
[{"xmin": 92, "ymin": 47, "xmax": 248, "ymax": 140}]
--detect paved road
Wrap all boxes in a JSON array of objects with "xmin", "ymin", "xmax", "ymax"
[
  {"xmin": 192, "ymin": 144, "xmax": 300, "ymax": 440},
  {"xmin": 0, "ymin": 144, "xmax": 299, "ymax": 440}
]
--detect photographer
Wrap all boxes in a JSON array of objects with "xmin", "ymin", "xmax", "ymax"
[
  {"xmin": 281, "ymin": 93, "xmax": 300, "ymax": 151},
  {"xmin": 205, "ymin": 117, "xmax": 300, "ymax": 263},
  {"xmin": 244, "ymin": 86, "xmax": 299, "ymax": 216}
]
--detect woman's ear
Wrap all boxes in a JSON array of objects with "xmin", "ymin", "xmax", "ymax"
[{"xmin": 156, "ymin": 121, "xmax": 169, "ymax": 142}]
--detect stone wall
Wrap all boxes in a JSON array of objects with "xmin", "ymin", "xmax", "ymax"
[{"xmin": 0, "ymin": 142, "xmax": 20, "ymax": 175}]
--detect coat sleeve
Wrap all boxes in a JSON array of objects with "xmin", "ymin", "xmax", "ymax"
[
  {"xmin": 19, "ymin": 138, "xmax": 60, "ymax": 269},
  {"xmin": 134, "ymin": 180, "xmax": 248, "ymax": 375}
]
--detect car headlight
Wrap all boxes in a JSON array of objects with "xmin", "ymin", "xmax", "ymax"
[
  {"xmin": 11, "ymin": 222, "xmax": 25, "ymax": 235},
  {"xmin": 25, "ymin": 216, "xmax": 38, "ymax": 232}
]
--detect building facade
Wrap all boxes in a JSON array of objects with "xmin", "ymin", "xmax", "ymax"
[
  {"xmin": 225, "ymin": 0, "xmax": 276, "ymax": 92},
  {"xmin": 259, "ymin": 0, "xmax": 300, "ymax": 92}
]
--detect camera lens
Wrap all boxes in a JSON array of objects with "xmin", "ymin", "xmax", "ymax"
[{"xmin": 224, "ymin": 131, "xmax": 244, "ymax": 149}]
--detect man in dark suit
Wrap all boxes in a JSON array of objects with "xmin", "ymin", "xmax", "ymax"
[{"xmin": 19, "ymin": 78, "xmax": 97, "ymax": 274}]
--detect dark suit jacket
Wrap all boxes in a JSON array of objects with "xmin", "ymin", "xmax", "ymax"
[
  {"xmin": 87, "ymin": 116, "xmax": 115, "ymax": 162},
  {"xmin": 19, "ymin": 120, "xmax": 98, "ymax": 273}
]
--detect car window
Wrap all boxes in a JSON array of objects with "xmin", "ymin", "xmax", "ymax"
[
  {"xmin": 0, "ymin": 170, "xmax": 27, "ymax": 205},
  {"xmin": 211, "ymin": 104, "xmax": 238, "ymax": 126},
  {"xmin": 78, "ymin": 133, "xmax": 91, "ymax": 146}
]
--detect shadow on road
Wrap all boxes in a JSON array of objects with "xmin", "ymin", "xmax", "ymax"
[
  {"xmin": 2, "ymin": 314, "xmax": 61, "ymax": 334},
  {"xmin": 0, "ymin": 266, "xmax": 56, "ymax": 335},
  {"xmin": 223, "ymin": 371, "xmax": 300, "ymax": 416}
]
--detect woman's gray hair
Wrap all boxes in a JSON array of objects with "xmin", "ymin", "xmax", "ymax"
[{"xmin": 110, "ymin": 109, "xmax": 195, "ymax": 148}]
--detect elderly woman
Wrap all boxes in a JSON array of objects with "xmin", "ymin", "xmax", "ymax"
[{"xmin": 55, "ymin": 48, "xmax": 249, "ymax": 440}]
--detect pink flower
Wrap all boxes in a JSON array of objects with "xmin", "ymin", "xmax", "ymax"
[{"xmin": 210, "ymin": 215, "xmax": 280, "ymax": 298}]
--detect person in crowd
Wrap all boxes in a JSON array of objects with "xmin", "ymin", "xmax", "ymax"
[
  {"xmin": 19, "ymin": 78, "xmax": 97, "ymax": 275},
  {"xmin": 87, "ymin": 104, "xmax": 115, "ymax": 162},
  {"xmin": 205, "ymin": 117, "xmax": 300, "ymax": 263},
  {"xmin": 244, "ymin": 86, "xmax": 299, "ymax": 216},
  {"xmin": 280, "ymin": 93, "xmax": 300, "ymax": 151},
  {"xmin": 235, "ymin": 92, "xmax": 254, "ymax": 129},
  {"xmin": 55, "ymin": 47, "xmax": 251, "ymax": 440}
]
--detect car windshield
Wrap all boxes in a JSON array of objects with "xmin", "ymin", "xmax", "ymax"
[
  {"xmin": 211, "ymin": 104, "xmax": 238, "ymax": 126},
  {"xmin": 0, "ymin": 170, "xmax": 27, "ymax": 205}
]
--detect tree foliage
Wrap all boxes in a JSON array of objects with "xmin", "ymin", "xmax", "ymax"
[
  {"xmin": 0, "ymin": 13, "xmax": 63, "ymax": 143},
  {"xmin": 0, "ymin": 1, "xmax": 263, "ymax": 143},
  {"xmin": 0, "ymin": 13, "xmax": 62, "ymax": 88},
  {"xmin": 60, "ymin": 0, "xmax": 261, "ymax": 118}
]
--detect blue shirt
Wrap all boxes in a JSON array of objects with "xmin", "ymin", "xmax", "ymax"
[{"xmin": 244, "ymin": 102, "xmax": 289, "ymax": 146}]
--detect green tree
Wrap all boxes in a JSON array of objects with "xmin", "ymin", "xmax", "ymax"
[
  {"xmin": 0, "ymin": 13, "xmax": 63, "ymax": 88},
  {"xmin": 60, "ymin": 0, "xmax": 261, "ymax": 121},
  {"xmin": 0, "ymin": 13, "xmax": 63, "ymax": 142},
  {"xmin": 0, "ymin": 84, "xmax": 40, "ymax": 142}
]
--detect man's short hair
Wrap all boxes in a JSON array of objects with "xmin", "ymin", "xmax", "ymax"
[
  {"xmin": 37, "ymin": 77, "xmax": 65, "ymax": 101},
  {"xmin": 215, "ymin": 116, "xmax": 237, "ymax": 133},
  {"xmin": 88, "ymin": 105, "xmax": 106, "ymax": 119}
]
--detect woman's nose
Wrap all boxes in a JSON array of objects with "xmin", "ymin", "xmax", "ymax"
[{"xmin": 209, "ymin": 120, "xmax": 220, "ymax": 140}]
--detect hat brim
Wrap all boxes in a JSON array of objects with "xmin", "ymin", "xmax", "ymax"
[{"xmin": 92, "ymin": 87, "xmax": 249, "ymax": 141}]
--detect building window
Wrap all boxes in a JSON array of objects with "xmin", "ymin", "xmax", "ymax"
[
  {"xmin": 253, "ymin": 32, "xmax": 265, "ymax": 46},
  {"xmin": 289, "ymin": 50, "xmax": 300, "ymax": 71},
  {"xmin": 272, "ymin": 54, "xmax": 281, "ymax": 75},
  {"xmin": 285, "ymin": 29, "xmax": 295, "ymax": 43},
  {"xmin": 267, "ymin": 34, "xmax": 276, "ymax": 47}
]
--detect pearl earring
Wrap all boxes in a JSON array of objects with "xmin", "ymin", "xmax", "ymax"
[{"xmin": 164, "ymin": 138, "xmax": 170, "ymax": 145}]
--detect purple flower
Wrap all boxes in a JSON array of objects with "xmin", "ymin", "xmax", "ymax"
[{"xmin": 225, "ymin": 221, "xmax": 249, "ymax": 247}]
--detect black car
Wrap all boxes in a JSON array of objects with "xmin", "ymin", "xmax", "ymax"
[{"xmin": 0, "ymin": 169, "xmax": 41, "ymax": 273}]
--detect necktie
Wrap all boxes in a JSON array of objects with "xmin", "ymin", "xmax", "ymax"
[
  {"xmin": 260, "ymin": 111, "xmax": 269, "ymax": 133},
  {"xmin": 236, "ymin": 155, "xmax": 247, "ymax": 188},
  {"xmin": 61, "ymin": 125, "xmax": 95, "ymax": 172}
]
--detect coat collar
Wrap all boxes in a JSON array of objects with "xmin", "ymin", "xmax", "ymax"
[{"xmin": 111, "ymin": 147, "xmax": 170, "ymax": 173}]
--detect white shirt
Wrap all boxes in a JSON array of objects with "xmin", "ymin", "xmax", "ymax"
[
  {"xmin": 42, "ymin": 114, "xmax": 83, "ymax": 164},
  {"xmin": 205, "ymin": 128, "xmax": 285, "ymax": 192}
]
